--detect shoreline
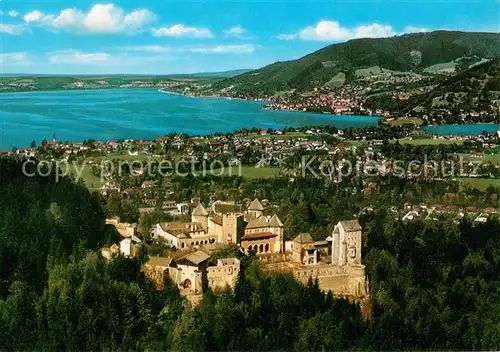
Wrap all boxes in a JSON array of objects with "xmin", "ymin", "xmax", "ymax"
[
  {"xmin": 159, "ymin": 89, "xmax": 380, "ymax": 118},
  {"xmin": 158, "ymin": 88, "xmax": 267, "ymax": 103},
  {"xmin": 4, "ymin": 122, "xmax": 498, "ymax": 151},
  {"xmin": 0, "ymin": 86, "xmax": 157, "ymax": 96}
]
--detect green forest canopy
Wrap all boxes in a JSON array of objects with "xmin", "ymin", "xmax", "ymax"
[{"xmin": 0, "ymin": 156, "xmax": 499, "ymax": 350}]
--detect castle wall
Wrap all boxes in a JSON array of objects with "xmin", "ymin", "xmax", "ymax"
[
  {"xmin": 294, "ymin": 264, "xmax": 367, "ymax": 298},
  {"xmin": 207, "ymin": 260, "xmax": 240, "ymax": 292}
]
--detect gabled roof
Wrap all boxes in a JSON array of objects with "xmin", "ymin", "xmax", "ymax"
[
  {"xmin": 245, "ymin": 216, "xmax": 269, "ymax": 229},
  {"xmin": 268, "ymin": 214, "xmax": 283, "ymax": 227},
  {"xmin": 247, "ymin": 199, "xmax": 264, "ymax": 211},
  {"xmin": 339, "ymin": 220, "xmax": 362, "ymax": 232},
  {"xmin": 178, "ymin": 250, "xmax": 211, "ymax": 266},
  {"xmin": 293, "ymin": 233, "xmax": 314, "ymax": 244},
  {"xmin": 192, "ymin": 203, "xmax": 208, "ymax": 216},
  {"xmin": 158, "ymin": 222, "xmax": 204, "ymax": 238}
]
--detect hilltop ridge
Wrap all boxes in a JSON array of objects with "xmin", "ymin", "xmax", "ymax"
[{"xmin": 210, "ymin": 31, "xmax": 500, "ymax": 97}]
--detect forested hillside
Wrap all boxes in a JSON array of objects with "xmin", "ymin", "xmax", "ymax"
[
  {"xmin": 0, "ymin": 157, "xmax": 105, "ymax": 295},
  {"xmin": 211, "ymin": 31, "xmax": 500, "ymax": 96},
  {"xmin": 402, "ymin": 57, "xmax": 500, "ymax": 116},
  {"xmin": 0, "ymin": 157, "xmax": 499, "ymax": 350},
  {"xmin": 363, "ymin": 57, "xmax": 500, "ymax": 121}
]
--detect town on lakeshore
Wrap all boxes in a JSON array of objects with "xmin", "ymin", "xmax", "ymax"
[{"xmin": 1, "ymin": 0, "xmax": 500, "ymax": 348}]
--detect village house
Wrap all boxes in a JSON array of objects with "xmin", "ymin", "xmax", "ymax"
[{"xmin": 141, "ymin": 180, "xmax": 154, "ymax": 189}]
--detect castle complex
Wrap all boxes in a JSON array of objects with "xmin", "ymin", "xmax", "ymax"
[{"xmin": 106, "ymin": 199, "xmax": 368, "ymax": 306}]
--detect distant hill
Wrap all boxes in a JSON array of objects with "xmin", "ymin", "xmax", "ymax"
[
  {"xmin": 167, "ymin": 69, "xmax": 252, "ymax": 79},
  {"xmin": 211, "ymin": 31, "xmax": 500, "ymax": 96}
]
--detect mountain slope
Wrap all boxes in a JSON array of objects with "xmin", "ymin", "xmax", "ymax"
[
  {"xmin": 211, "ymin": 31, "xmax": 500, "ymax": 96},
  {"xmin": 166, "ymin": 69, "xmax": 252, "ymax": 79},
  {"xmin": 400, "ymin": 57, "xmax": 500, "ymax": 121}
]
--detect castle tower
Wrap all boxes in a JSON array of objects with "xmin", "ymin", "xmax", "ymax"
[
  {"xmin": 191, "ymin": 203, "xmax": 209, "ymax": 231},
  {"xmin": 268, "ymin": 214, "xmax": 284, "ymax": 253},
  {"xmin": 222, "ymin": 213, "xmax": 244, "ymax": 244},
  {"xmin": 247, "ymin": 199, "xmax": 264, "ymax": 219},
  {"xmin": 332, "ymin": 220, "xmax": 362, "ymax": 266}
]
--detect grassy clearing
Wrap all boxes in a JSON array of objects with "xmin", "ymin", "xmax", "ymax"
[
  {"xmin": 460, "ymin": 177, "xmax": 500, "ymax": 190},
  {"xmin": 383, "ymin": 118, "xmax": 423, "ymax": 126},
  {"xmin": 61, "ymin": 163, "xmax": 104, "ymax": 189},
  {"xmin": 324, "ymin": 72, "xmax": 346, "ymax": 88},
  {"xmin": 391, "ymin": 138, "xmax": 464, "ymax": 146},
  {"xmin": 459, "ymin": 153, "xmax": 500, "ymax": 165},
  {"xmin": 346, "ymin": 140, "xmax": 370, "ymax": 146},
  {"xmin": 423, "ymin": 61, "xmax": 457, "ymax": 73}
]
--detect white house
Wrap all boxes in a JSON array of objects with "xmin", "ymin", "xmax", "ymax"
[{"xmin": 120, "ymin": 238, "xmax": 132, "ymax": 257}]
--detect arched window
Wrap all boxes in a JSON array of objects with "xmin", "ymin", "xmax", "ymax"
[
  {"xmin": 259, "ymin": 244, "xmax": 264, "ymax": 253},
  {"xmin": 195, "ymin": 241, "xmax": 199, "ymax": 245},
  {"xmin": 181, "ymin": 243, "xmax": 185, "ymax": 248},
  {"xmin": 265, "ymin": 243, "xmax": 270, "ymax": 252}
]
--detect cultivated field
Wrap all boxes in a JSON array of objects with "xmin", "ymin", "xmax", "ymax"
[{"xmin": 460, "ymin": 177, "xmax": 500, "ymax": 190}]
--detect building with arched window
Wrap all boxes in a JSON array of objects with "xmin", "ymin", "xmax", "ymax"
[{"xmin": 241, "ymin": 214, "xmax": 284, "ymax": 254}]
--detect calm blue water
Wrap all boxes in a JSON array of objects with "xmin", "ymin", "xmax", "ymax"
[
  {"xmin": 0, "ymin": 88, "xmax": 381, "ymax": 149},
  {"xmin": 423, "ymin": 124, "xmax": 500, "ymax": 135}
]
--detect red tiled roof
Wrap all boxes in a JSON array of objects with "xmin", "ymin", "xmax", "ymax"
[{"xmin": 241, "ymin": 232, "xmax": 277, "ymax": 241}]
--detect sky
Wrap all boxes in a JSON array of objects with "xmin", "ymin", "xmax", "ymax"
[{"xmin": 0, "ymin": 0, "xmax": 498, "ymax": 74}]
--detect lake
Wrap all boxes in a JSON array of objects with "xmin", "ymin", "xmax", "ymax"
[
  {"xmin": 423, "ymin": 124, "xmax": 500, "ymax": 135},
  {"xmin": 0, "ymin": 88, "xmax": 380, "ymax": 149}
]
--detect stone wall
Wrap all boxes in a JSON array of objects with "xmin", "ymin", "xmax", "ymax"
[
  {"xmin": 207, "ymin": 259, "xmax": 240, "ymax": 292},
  {"xmin": 294, "ymin": 264, "xmax": 368, "ymax": 298}
]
